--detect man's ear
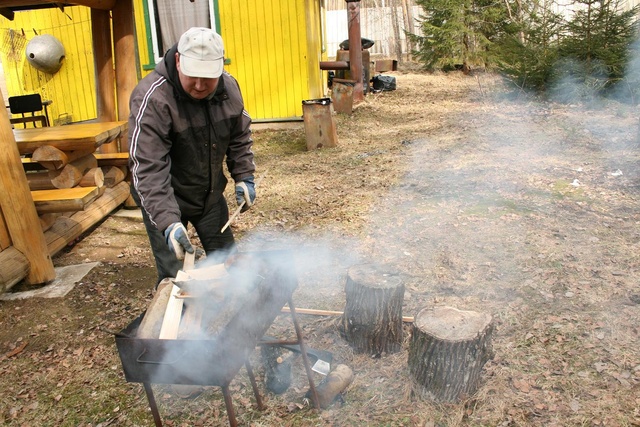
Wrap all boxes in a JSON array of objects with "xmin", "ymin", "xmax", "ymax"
[{"xmin": 175, "ymin": 52, "xmax": 181, "ymax": 71}]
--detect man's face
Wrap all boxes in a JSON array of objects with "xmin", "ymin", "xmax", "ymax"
[{"xmin": 175, "ymin": 53, "xmax": 219, "ymax": 100}]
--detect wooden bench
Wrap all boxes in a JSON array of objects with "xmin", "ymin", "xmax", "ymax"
[
  {"xmin": 94, "ymin": 152, "xmax": 129, "ymax": 167},
  {"xmin": 31, "ymin": 186, "xmax": 101, "ymax": 214}
]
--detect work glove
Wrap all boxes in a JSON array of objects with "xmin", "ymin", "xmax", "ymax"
[
  {"xmin": 235, "ymin": 176, "xmax": 256, "ymax": 212},
  {"xmin": 163, "ymin": 222, "xmax": 194, "ymax": 260}
]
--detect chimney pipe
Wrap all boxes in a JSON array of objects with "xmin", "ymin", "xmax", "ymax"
[{"xmin": 346, "ymin": 0, "xmax": 364, "ymax": 103}]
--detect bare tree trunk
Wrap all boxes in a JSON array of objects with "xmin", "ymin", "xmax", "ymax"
[
  {"xmin": 390, "ymin": 0, "xmax": 403, "ymax": 63},
  {"xmin": 400, "ymin": 0, "xmax": 414, "ymax": 59}
]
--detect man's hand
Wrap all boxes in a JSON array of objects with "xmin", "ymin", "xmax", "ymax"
[
  {"xmin": 235, "ymin": 176, "xmax": 256, "ymax": 212},
  {"xmin": 163, "ymin": 222, "xmax": 194, "ymax": 260}
]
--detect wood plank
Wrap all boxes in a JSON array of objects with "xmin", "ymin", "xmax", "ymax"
[
  {"xmin": 14, "ymin": 121, "xmax": 127, "ymax": 155},
  {"xmin": 31, "ymin": 186, "xmax": 100, "ymax": 214},
  {"xmin": 159, "ymin": 283, "xmax": 185, "ymax": 340},
  {"xmin": 0, "ymin": 1, "xmax": 116, "ymax": 10},
  {"xmin": 95, "ymin": 152, "xmax": 129, "ymax": 167}
]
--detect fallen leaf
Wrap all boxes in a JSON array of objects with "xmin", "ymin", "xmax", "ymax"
[{"xmin": 4, "ymin": 341, "xmax": 28, "ymax": 359}]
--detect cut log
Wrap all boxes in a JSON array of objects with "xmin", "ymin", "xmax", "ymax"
[
  {"xmin": 39, "ymin": 213, "xmax": 62, "ymax": 232},
  {"xmin": 44, "ymin": 181, "xmax": 130, "ymax": 257},
  {"xmin": 137, "ymin": 278, "xmax": 174, "ymax": 339},
  {"xmin": 31, "ymin": 186, "xmax": 100, "ymax": 214},
  {"xmin": 31, "ymin": 145, "xmax": 95, "ymax": 171},
  {"xmin": 311, "ymin": 364, "xmax": 354, "ymax": 408},
  {"xmin": 25, "ymin": 171, "xmax": 56, "ymax": 191},
  {"xmin": 341, "ymin": 264, "xmax": 404, "ymax": 355},
  {"xmin": 408, "ymin": 306, "xmax": 494, "ymax": 403},
  {"xmin": 101, "ymin": 165, "xmax": 125, "ymax": 188},
  {"xmin": 79, "ymin": 167, "xmax": 105, "ymax": 188},
  {"xmin": 48, "ymin": 153, "xmax": 98, "ymax": 189},
  {"xmin": 0, "ymin": 246, "xmax": 30, "ymax": 293}
]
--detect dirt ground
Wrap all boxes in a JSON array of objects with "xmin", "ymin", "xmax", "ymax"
[{"xmin": 1, "ymin": 68, "xmax": 639, "ymax": 427}]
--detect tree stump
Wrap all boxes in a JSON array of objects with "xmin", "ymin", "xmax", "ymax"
[
  {"xmin": 341, "ymin": 264, "xmax": 404, "ymax": 355},
  {"xmin": 408, "ymin": 306, "xmax": 494, "ymax": 402}
]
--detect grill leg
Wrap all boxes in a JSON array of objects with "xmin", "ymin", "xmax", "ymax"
[
  {"xmin": 143, "ymin": 383, "xmax": 163, "ymax": 427},
  {"xmin": 288, "ymin": 297, "xmax": 320, "ymax": 409},
  {"xmin": 222, "ymin": 384, "xmax": 238, "ymax": 427},
  {"xmin": 245, "ymin": 361, "xmax": 265, "ymax": 410}
]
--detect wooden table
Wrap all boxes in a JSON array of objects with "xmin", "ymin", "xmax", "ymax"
[{"xmin": 14, "ymin": 121, "xmax": 128, "ymax": 155}]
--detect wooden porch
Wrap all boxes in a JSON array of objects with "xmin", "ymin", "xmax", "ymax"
[{"xmin": 0, "ymin": 0, "xmax": 136, "ymax": 291}]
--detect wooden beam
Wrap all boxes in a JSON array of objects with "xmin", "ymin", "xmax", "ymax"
[
  {"xmin": 0, "ymin": 8, "xmax": 15, "ymax": 20},
  {"xmin": 112, "ymin": 0, "xmax": 137, "ymax": 152},
  {"xmin": 0, "ymin": 1, "xmax": 116, "ymax": 11},
  {"xmin": 91, "ymin": 8, "xmax": 118, "ymax": 153},
  {"xmin": 0, "ymin": 87, "xmax": 55, "ymax": 285}
]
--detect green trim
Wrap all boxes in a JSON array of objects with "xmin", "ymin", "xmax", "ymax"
[
  {"xmin": 212, "ymin": 0, "xmax": 221, "ymax": 33},
  {"xmin": 142, "ymin": 0, "xmax": 157, "ymax": 69}
]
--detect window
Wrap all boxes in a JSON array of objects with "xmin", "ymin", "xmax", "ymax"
[{"xmin": 145, "ymin": 0, "xmax": 219, "ymax": 65}]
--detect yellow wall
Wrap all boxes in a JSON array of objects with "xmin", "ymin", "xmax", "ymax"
[
  {"xmin": 0, "ymin": 1, "xmax": 327, "ymax": 124},
  {"xmin": 218, "ymin": 0, "xmax": 326, "ymax": 120},
  {"xmin": 0, "ymin": 6, "xmax": 97, "ymax": 124}
]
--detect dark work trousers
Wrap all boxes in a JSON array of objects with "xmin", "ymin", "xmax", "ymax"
[{"xmin": 130, "ymin": 186, "xmax": 236, "ymax": 285}]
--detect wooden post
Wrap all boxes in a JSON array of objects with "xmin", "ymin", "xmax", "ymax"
[
  {"xmin": 341, "ymin": 264, "xmax": 404, "ymax": 355},
  {"xmin": 91, "ymin": 8, "xmax": 118, "ymax": 154},
  {"xmin": 0, "ymin": 89, "xmax": 56, "ymax": 285},
  {"xmin": 408, "ymin": 306, "xmax": 494, "ymax": 402},
  {"xmin": 112, "ymin": 0, "xmax": 137, "ymax": 153},
  {"xmin": 346, "ymin": 0, "xmax": 364, "ymax": 103}
]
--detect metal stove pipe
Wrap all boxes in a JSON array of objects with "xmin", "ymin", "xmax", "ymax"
[{"xmin": 346, "ymin": 0, "xmax": 364, "ymax": 103}]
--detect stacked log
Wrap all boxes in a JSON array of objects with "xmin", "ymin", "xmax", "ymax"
[{"xmin": 24, "ymin": 146, "xmax": 129, "ymax": 228}]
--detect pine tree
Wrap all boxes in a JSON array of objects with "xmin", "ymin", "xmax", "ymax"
[
  {"xmin": 494, "ymin": 0, "xmax": 564, "ymax": 91},
  {"xmin": 410, "ymin": 0, "xmax": 509, "ymax": 71},
  {"xmin": 553, "ymin": 0, "xmax": 639, "ymax": 101}
]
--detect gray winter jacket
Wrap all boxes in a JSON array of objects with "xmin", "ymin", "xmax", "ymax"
[{"xmin": 128, "ymin": 45, "xmax": 255, "ymax": 233}]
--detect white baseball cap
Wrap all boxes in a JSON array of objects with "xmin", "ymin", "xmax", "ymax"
[{"xmin": 177, "ymin": 27, "xmax": 224, "ymax": 78}]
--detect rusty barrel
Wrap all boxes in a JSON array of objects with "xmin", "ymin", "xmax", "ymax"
[{"xmin": 302, "ymin": 98, "xmax": 338, "ymax": 151}]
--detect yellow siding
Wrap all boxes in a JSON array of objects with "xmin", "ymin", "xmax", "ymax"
[
  {"xmin": 0, "ymin": 7, "xmax": 97, "ymax": 124},
  {"xmin": 219, "ymin": 0, "xmax": 325, "ymax": 120},
  {"xmin": 133, "ymin": 0, "xmax": 153, "ymax": 79}
]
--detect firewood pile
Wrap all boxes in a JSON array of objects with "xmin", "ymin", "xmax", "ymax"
[{"xmin": 23, "ymin": 145, "xmax": 127, "ymax": 230}]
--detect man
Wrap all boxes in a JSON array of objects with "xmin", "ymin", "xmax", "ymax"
[{"xmin": 128, "ymin": 27, "xmax": 256, "ymax": 283}]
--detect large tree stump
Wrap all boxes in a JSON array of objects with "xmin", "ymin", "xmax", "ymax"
[
  {"xmin": 408, "ymin": 306, "xmax": 494, "ymax": 402},
  {"xmin": 341, "ymin": 264, "xmax": 404, "ymax": 355}
]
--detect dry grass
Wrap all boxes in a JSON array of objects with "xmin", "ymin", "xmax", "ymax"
[{"xmin": 2, "ymin": 68, "xmax": 640, "ymax": 426}]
